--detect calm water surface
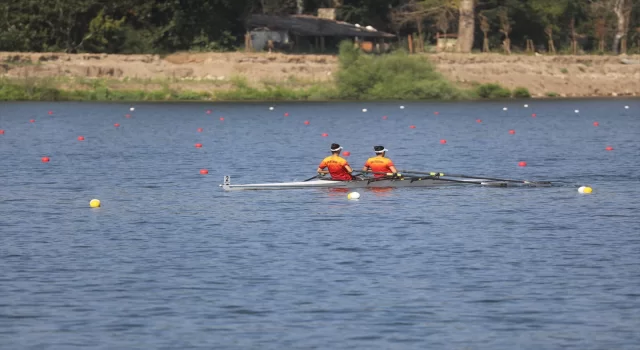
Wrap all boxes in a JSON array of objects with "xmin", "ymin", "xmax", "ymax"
[{"xmin": 1, "ymin": 100, "xmax": 640, "ymax": 349}]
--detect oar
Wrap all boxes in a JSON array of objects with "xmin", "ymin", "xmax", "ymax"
[
  {"xmin": 304, "ymin": 171, "xmax": 331, "ymax": 182},
  {"xmin": 360, "ymin": 171, "xmax": 498, "ymax": 186},
  {"xmin": 398, "ymin": 170, "xmax": 551, "ymax": 185},
  {"xmin": 303, "ymin": 175, "xmax": 319, "ymax": 182}
]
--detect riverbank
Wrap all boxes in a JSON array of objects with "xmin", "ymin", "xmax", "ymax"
[{"xmin": 1, "ymin": 51, "xmax": 639, "ymax": 101}]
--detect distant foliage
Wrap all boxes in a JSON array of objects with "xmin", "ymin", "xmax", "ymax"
[
  {"xmin": 0, "ymin": 0, "xmax": 638, "ymax": 54},
  {"xmin": 335, "ymin": 41, "xmax": 462, "ymax": 100}
]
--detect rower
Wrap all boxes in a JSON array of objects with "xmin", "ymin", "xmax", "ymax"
[
  {"xmin": 362, "ymin": 145, "xmax": 398, "ymax": 178},
  {"xmin": 317, "ymin": 143, "xmax": 354, "ymax": 181}
]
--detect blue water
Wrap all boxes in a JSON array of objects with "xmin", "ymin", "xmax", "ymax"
[{"xmin": 1, "ymin": 100, "xmax": 640, "ymax": 349}]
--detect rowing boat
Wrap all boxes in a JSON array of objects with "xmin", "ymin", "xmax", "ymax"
[{"xmin": 220, "ymin": 175, "xmax": 515, "ymax": 191}]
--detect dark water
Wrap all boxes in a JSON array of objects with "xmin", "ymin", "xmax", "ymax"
[{"xmin": 1, "ymin": 100, "xmax": 640, "ymax": 349}]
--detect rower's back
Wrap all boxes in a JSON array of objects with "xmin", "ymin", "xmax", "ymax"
[
  {"xmin": 319, "ymin": 154, "xmax": 352, "ymax": 181},
  {"xmin": 364, "ymin": 155, "xmax": 395, "ymax": 178}
]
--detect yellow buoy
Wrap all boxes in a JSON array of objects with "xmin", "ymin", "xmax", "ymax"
[
  {"xmin": 89, "ymin": 199, "xmax": 101, "ymax": 208},
  {"xmin": 347, "ymin": 192, "xmax": 361, "ymax": 200},
  {"xmin": 578, "ymin": 186, "xmax": 593, "ymax": 194}
]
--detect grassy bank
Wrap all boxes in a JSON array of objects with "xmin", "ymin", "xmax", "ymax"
[{"xmin": 0, "ymin": 45, "xmax": 532, "ymax": 102}]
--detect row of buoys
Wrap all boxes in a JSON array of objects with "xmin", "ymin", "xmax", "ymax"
[{"xmin": 7, "ymin": 102, "xmax": 631, "ymax": 202}]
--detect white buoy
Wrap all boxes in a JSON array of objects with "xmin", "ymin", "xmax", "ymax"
[
  {"xmin": 503, "ymin": 107, "xmax": 508, "ymax": 111},
  {"xmin": 129, "ymin": 107, "xmax": 135, "ymax": 112},
  {"xmin": 625, "ymin": 106, "xmax": 629, "ymax": 109},
  {"xmin": 400, "ymin": 105, "xmax": 405, "ymax": 109},
  {"xmin": 524, "ymin": 104, "xmax": 529, "ymax": 108},
  {"xmin": 269, "ymin": 106, "xmax": 274, "ymax": 111},
  {"xmin": 575, "ymin": 109, "xmax": 580, "ymax": 113},
  {"xmin": 362, "ymin": 108, "xmax": 367, "ymax": 112},
  {"xmin": 347, "ymin": 192, "xmax": 361, "ymax": 200}
]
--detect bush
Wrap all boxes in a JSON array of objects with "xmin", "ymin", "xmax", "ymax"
[
  {"xmin": 475, "ymin": 83, "xmax": 511, "ymax": 99},
  {"xmin": 546, "ymin": 91, "xmax": 559, "ymax": 97},
  {"xmin": 512, "ymin": 87, "xmax": 531, "ymax": 98},
  {"xmin": 335, "ymin": 40, "xmax": 462, "ymax": 100}
]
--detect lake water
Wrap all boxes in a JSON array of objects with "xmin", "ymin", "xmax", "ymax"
[{"xmin": 1, "ymin": 99, "xmax": 639, "ymax": 349}]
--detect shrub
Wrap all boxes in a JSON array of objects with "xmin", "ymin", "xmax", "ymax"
[
  {"xmin": 475, "ymin": 83, "xmax": 511, "ymax": 99},
  {"xmin": 335, "ymin": 40, "xmax": 462, "ymax": 100},
  {"xmin": 512, "ymin": 87, "xmax": 531, "ymax": 98},
  {"xmin": 546, "ymin": 91, "xmax": 559, "ymax": 97}
]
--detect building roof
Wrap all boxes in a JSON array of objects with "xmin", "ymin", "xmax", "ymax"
[{"xmin": 247, "ymin": 14, "xmax": 395, "ymax": 38}]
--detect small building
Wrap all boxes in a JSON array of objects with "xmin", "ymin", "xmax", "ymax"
[{"xmin": 245, "ymin": 13, "xmax": 395, "ymax": 53}]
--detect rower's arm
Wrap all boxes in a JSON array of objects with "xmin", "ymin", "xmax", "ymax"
[
  {"xmin": 362, "ymin": 166, "xmax": 369, "ymax": 172},
  {"xmin": 389, "ymin": 165, "xmax": 398, "ymax": 173},
  {"xmin": 345, "ymin": 165, "xmax": 353, "ymax": 173}
]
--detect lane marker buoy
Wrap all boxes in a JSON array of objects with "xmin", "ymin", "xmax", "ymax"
[
  {"xmin": 347, "ymin": 192, "xmax": 360, "ymax": 200},
  {"xmin": 578, "ymin": 186, "xmax": 593, "ymax": 194}
]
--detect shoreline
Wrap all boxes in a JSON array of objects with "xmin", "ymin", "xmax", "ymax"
[{"xmin": 2, "ymin": 51, "xmax": 640, "ymax": 101}]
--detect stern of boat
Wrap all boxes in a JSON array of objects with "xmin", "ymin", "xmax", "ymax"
[{"xmin": 220, "ymin": 175, "xmax": 232, "ymax": 191}]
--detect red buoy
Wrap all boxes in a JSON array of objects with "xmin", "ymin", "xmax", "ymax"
[
  {"xmin": 48, "ymin": 111, "xmax": 53, "ymax": 115},
  {"xmin": 0, "ymin": 129, "xmax": 4, "ymax": 135},
  {"xmin": 284, "ymin": 112, "xmax": 289, "ymax": 117},
  {"xmin": 509, "ymin": 129, "xmax": 516, "ymax": 134},
  {"xmin": 440, "ymin": 139, "xmax": 447, "ymax": 144},
  {"xmin": 605, "ymin": 146, "xmax": 614, "ymax": 151},
  {"xmin": 219, "ymin": 117, "xmax": 224, "ymax": 121},
  {"xmin": 200, "ymin": 169, "xmax": 209, "ymax": 175},
  {"xmin": 321, "ymin": 133, "xmax": 328, "ymax": 137},
  {"xmin": 409, "ymin": 125, "xmax": 416, "ymax": 129},
  {"xmin": 343, "ymin": 151, "xmax": 351, "ymax": 156},
  {"xmin": 195, "ymin": 143, "xmax": 203, "ymax": 148},
  {"xmin": 532, "ymin": 113, "xmax": 537, "ymax": 117},
  {"xmin": 434, "ymin": 112, "xmax": 439, "ymax": 115},
  {"xmin": 382, "ymin": 116, "xmax": 388, "ymax": 120},
  {"xmin": 304, "ymin": 120, "xmax": 310, "ymax": 125},
  {"xmin": 593, "ymin": 122, "xmax": 599, "ymax": 127},
  {"xmin": 78, "ymin": 136, "xmax": 85, "ymax": 141},
  {"xmin": 197, "ymin": 128, "xmax": 203, "ymax": 132},
  {"xmin": 476, "ymin": 119, "xmax": 482, "ymax": 123},
  {"xmin": 41, "ymin": 156, "xmax": 50, "ymax": 163},
  {"xmin": 206, "ymin": 110, "xmax": 212, "ymax": 114},
  {"xmin": 125, "ymin": 114, "xmax": 131, "ymax": 118},
  {"xmin": 518, "ymin": 161, "xmax": 527, "ymax": 167},
  {"xmin": 29, "ymin": 119, "xmax": 35, "ymax": 123},
  {"xmin": 114, "ymin": 123, "xmax": 120, "ymax": 128}
]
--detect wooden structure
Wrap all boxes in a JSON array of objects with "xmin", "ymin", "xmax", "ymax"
[{"xmin": 246, "ymin": 14, "xmax": 394, "ymax": 53}]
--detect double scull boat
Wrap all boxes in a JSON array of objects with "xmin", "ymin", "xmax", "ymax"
[{"xmin": 220, "ymin": 174, "xmax": 550, "ymax": 191}]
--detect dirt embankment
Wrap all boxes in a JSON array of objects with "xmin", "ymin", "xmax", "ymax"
[{"xmin": 1, "ymin": 51, "xmax": 639, "ymax": 97}]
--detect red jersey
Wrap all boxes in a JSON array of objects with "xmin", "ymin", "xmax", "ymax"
[
  {"xmin": 319, "ymin": 155, "xmax": 352, "ymax": 181},
  {"xmin": 364, "ymin": 156, "xmax": 395, "ymax": 178}
]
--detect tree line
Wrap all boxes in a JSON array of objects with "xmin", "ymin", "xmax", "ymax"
[{"xmin": 0, "ymin": 0, "xmax": 638, "ymax": 55}]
